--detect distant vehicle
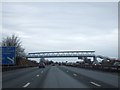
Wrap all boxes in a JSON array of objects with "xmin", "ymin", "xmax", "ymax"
[
  {"xmin": 58, "ymin": 63, "xmax": 61, "ymax": 66},
  {"xmin": 52, "ymin": 63, "xmax": 55, "ymax": 66},
  {"xmin": 39, "ymin": 62, "xmax": 45, "ymax": 68}
]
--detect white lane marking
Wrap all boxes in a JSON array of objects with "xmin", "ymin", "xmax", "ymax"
[
  {"xmin": 41, "ymin": 71, "xmax": 43, "ymax": 73},
  {"xmin": 90, "ymin": 82, "xmax": 101, "ymax": 87},
  {"xmin": 23, "ymin": 82, "xmax": 30, "ymax": 88},
  {"xmin": 73, "ymin": 73, "xmax": 77, "ymax": 76},
  {"xmin": 36, "ymin": 75, "xmax": 39, "ymax": 77}
]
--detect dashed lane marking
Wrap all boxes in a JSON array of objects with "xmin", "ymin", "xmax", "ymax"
[
  {"xmin": 41, "ymin": 71, "xmax": 43, "ymax": 73},
  {"xmin": 90, "ymin": 82, "xmax": 101, "ymax": 87},
  {"xmin": 73, "ymin": 73, "xmax": 77, "ymax": 76},
  {"xmin": 36, "ymin": 75, "xmax": 39, "ymax": 77},
  {"xmin": 23, "ymin": 82, "xmax": 30, "ymax": 88}
]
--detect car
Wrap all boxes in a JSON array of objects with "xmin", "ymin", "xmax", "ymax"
[
  {"xmin": 52, "ymin": 63, "xmax": 55, "ymax": 66},
  {"xmin": 58, "ymin": 63, "xmax": 61, "ymax": 66},
  {"xmin": 39, "ymin": 62, "xmax": 45, "ymax": 68}
]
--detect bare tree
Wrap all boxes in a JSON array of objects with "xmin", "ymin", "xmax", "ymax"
[{"xmin": 2, "ymin": 34, "xmax": 26, "ymax": 57}]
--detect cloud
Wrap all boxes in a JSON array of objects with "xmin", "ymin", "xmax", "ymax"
[{"xmin": 2, "ymin": 2, "xmax": 118, "ymax": 60}]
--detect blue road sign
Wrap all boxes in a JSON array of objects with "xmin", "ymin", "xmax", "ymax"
[{"xmin": 2, "ymin": 47, "xmax": 16, "ymax": 65}]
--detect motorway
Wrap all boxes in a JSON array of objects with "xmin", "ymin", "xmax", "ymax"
[{"xmin": 2, "ymin": 65, "xmax": 119, "ymax": 88}]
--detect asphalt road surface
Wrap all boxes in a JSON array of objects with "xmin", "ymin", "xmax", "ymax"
[{"xmin": 2, "ymin": 65, "xmax": 119, "ymax": 88}]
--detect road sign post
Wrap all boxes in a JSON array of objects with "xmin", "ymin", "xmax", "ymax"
[{"xmin": 2, "ymin": 47, "xmax": 16, "ymax": 65}]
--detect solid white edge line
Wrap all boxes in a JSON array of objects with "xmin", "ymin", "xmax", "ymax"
[
  {"xmin": 23, "ymin": 82, "xmax": 30, "ymax": 88},
  {"xmin": 90, "ymin": 82, "xmax": 101, "ymax": 87}
]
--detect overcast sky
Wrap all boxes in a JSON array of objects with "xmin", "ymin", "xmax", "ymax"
[{"xmin": 2, "ymin": 2, "xmax": 118, "ymax": 61}]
